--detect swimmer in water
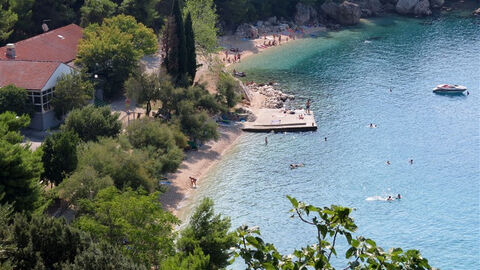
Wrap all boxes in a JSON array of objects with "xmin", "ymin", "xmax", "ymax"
[
  {"xmin": 386, "ymin": 161, "xmax": 391, "ymax": 165},
  {"xmin": 397, "ymin": 194, "xmax": 402, "ymax": 199},
  {"xmin": 387, "ymin": 196, "xmax": 393, "ymax": 201},
  {"xmin": 409, "ymin": 159, "xmax": 413, "ymax": 164}
]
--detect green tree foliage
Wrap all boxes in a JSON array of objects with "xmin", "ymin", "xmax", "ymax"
[
  {"xmin": 57, "ymin": 166, "xmax": 114, "ymax": 206},
  {"xmin": 216, "ymin": 72, "xmax": 241, "ymax": 109},
  {"xmin": 184, "ymin": 0, "xmax": 218, "ymax": 55},
  {"xmin": 7, "ymin": 0, "xmax": 34, "ymax": 41},
  {"xmin": 178, "ymin": 100, "xmax": 218, "ymax": 143},
  {"xmin": 0, "ymin": 0, "xmax": 17, "ymax": 41},
  {"xmin": 0, "ymin": 84, "xmax": 32, "ymax": 116},
  {"xmin": 159, "ymin": 247, "xmax": 210, "ymax": 270},
  {"xmin": 184, "ymin": 12, "xmax": 197, "ymax": 83},
  {"xmin": 0, "ymin": 213, "xmax": 92, "ymax": 269},
  {"xmin": 41, "ymin": 130, "xmax": 80, "ymax": 186},
  {"xmin": 126, "ymin": 118, "xmax": 187, "ymax": 149},
  {"xmin": 214, "ymin": 0, "xmax": 299, "ymax": 29},
  {"xmin": 124, "ymin": 70, "xmax": 162, "ymax": 116},
  {"xmin": 31, "ymin": 0, "xmax": 76, "ymax": 33},
  {"xmin": 76, "ymin": 14, "xmax": 157, "ymax": 98},
  {"xmin": 80, "ymin": 0, "xmax": 117, "ymax": 27},
  {"xmin": 62, "ymin": 105, "xmax": 121, "ymax": 142},
  {"xmin": 126, "ymin": 118, "xmax": 186, "ymax": 175},
  {"xmin": 76, "ymin": 138, "xmax": 156, "ymax": 192},
  {"xmin": 51, "ymin": 72, "xmax": 94, "ymax": 118},
  {"xmin": 153, "ymin": 83, "xmax": 221, "ymax": 143},
  {"xmin": 75, "ymin": 187, "xmax": 179, "ymax": 267},
  {"xmin": 119, "ymin": 0, "xmax": 160, "ymax": 31},
  {"xmin": 234, "ymin": 196, "xmax": 435, "ymax": 269},
  {"xmin": 0, "ymin": 111, "xmax": 30, "ymax": 143},
  {"xmin": 163, "ymin": 0, "xmax": 188, "ymax": 86},
  {"xmin": 0, "ymin": 112, "xmax": 42, "ymax": 212},
  {"xmin": 177, "ymin": 197, "xmax": 237, "ymax": 269},
  {"xmin": 62, "ymin": 242, "xmax": 147, "ymax": 270}
]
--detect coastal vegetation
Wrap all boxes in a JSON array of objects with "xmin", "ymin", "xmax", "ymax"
[
  {"xmin": 1, "ymin": 0, "xmax": 472, "ymax": 268},
  {"xmin": 0, "ymin": 85, "xmax": 32, "ymax": 116},
  {"xmin": 50, "ymin": 72, "xmax": 94, "ymax": 119}
]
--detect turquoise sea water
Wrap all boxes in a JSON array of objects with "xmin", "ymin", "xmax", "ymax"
[{"xmin": 188, "ymin": 13, "xmax": 480, "ymax": 269}]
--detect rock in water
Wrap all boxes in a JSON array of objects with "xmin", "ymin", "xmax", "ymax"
[
  {"xmin": 413, "ymin": 0, "xmax": 431, "ymax": 16},
  {"xmin": 473, "ymin": 8, "xmax": 480, "ymax": 16},
  {"xmin": 295, "ymin": 2, "xmax": 318, "ymax": 26},
  {"xmin": 430, "ymin": 0, "xmax": 444, "ymax": 9},
  {"xmin": 338, "ymin": 1, "xmax": 362, "ymax": 25},
  {"xmin": 396, "ymin": 0, "xmax": 419, "ymax": 14}
]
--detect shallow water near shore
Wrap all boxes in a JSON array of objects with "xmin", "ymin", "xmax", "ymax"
[{"xmin": 187, "ymin": 13, "xmax": 479, "ymax": 268}]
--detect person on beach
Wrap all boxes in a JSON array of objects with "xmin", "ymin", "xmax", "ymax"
[
  {"xmin": 306, "ymin": 99, "xmax": 311, "ymax": 114},
  {"xmin": 189, "ymin": 177, "xmax": 197, "ymax": 188}
]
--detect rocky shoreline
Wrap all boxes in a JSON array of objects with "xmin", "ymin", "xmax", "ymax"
[
  {"xmin": 244, "ymin": 82, "xmax": 296, "ymax": 109},
  {"xmin": 232, "ymin": 0, "xmax": 478, "ymax": 39}
]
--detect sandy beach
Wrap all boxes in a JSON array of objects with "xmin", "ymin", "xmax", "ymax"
[
  {"xmin": 161, "ymin": 27, "xmax": 327, "ymax": 219},
  {"xmin": 159, "ymin": 125, "xmax": 243, "ymax": 215},
  {"xmin": 218, "ymin": 26, "xmax": 326, "ymax": 66}
]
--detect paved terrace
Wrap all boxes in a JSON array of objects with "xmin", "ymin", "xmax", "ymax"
[{"xmin": 242, "ymin": 109, "xmax": 317, "ymax": 132}]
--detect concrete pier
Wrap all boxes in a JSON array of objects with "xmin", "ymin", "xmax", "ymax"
[{"xmin": 242, "ymin": 109, "xmax": 317, "ymax": 133}]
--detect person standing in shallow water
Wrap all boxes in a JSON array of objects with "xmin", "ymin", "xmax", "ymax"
[{"xmin": 265, "ymin": 136, "xmax": 268, "ymax": 145}]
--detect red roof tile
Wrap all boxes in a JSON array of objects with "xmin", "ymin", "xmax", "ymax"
[
  {"xmin": 0, "ymin": 24, "xmax": 83, "ymax": 63},
  {"xmin": 0, "ymin": 61, "xmax": 61, "ymax": 90}
]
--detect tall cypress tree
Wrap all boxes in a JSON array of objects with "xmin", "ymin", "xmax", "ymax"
[
  {"xmin": 173, "ymin": 0, "xmax": 187, "ymax": 86},
  {"xmin": 184, "ymin": 12, "xmax": 197, "ymax": 84}
]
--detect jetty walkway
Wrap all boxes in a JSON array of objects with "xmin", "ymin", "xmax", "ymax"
[{"xmin": 242, "ymin": 109, "xmax": 317, "ymax": 132}]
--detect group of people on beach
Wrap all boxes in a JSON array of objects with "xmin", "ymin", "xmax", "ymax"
[{"xmin": 223, "ymin": 49, "xmax": 242, "ymax": 63}]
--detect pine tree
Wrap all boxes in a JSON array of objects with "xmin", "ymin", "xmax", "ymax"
[
  {"xmin": 184, "ymin": 12, "xmax": 197, "ymax": 84},
  {"xmin": 163, "ymin": 0, "xmax": 187, "ymax": 86}
]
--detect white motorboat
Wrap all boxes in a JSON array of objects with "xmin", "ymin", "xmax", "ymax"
[{"xmin": 433, "ymin": 84, "xmax": 467, "ymax": 94}]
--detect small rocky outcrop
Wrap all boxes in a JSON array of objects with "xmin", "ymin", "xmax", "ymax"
[
  {"xmin": 354, "ymin": 0, "xmax": 383, "ymax": 16},
  {"xmin": 396, "ymin": 0, "xmax": 419, "ymax": 14},
  {"xmin": 295, "ymin": 2, "xmax": 319, "ymax": 26},
  {"xmin": 235, "ymin": 23, "xmax": 259, "ymax": 39},
  {"xmin": 473, "ymin": 7, "xmax": 480, "ymax": 16},
  {"xmin": 322, "ymin": 1, "xmax": 361, "ymax": 25},
  {"xmin": 413, "ymin": 0, "xmax": 431, "ymax": 15},
  {"xmin": 321, "ymin": 1, "xmax": 340, "ymax": 20},
  {"xmin": 247, "ymin": 83, "xmax": 295, "ymax": 109},
  {"xmin": 396, "ymin": 0, "xmax": 432, "ymax": 15},
  {"xmin": 430, "ymin": 0, "xmax": 444, "ymax": 9},
  {"xmin": 338, "ymin": 2, "xmax": 362, "ymax": 25}
]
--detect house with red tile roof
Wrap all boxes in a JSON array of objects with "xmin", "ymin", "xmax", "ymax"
[{"xmin": 0, "ymin": 24, "xmax": 83, "ymax": 130}]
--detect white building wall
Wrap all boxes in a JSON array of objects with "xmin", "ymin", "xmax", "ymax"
[
  {"xmin": 29, "ymin": 63, "xmax": 73, "ymax": 130},
  {"xmin": 42, "ymin": 63, "xmax": 73, "ymax": 91}
]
